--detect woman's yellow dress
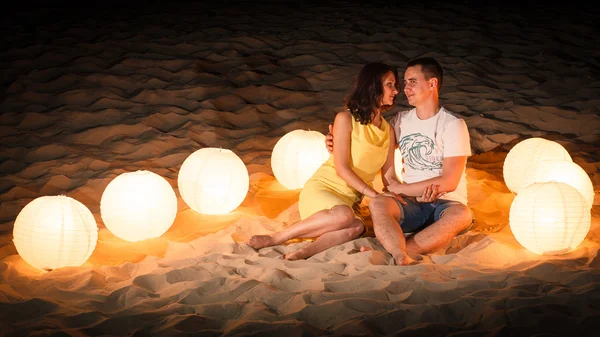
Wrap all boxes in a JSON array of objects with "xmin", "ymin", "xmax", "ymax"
[{"xmin": 299, "ymin": 116, "xmax": 390, "ymax": 220}]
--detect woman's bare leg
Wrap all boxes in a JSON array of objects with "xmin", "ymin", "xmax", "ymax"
[
  {"xmin": 247, "ymin": 205, "xmax": 355, "ymax": 249},
  {"xmin": 285, "ymin": 219, "xmax": 365, "ymax": 260}
]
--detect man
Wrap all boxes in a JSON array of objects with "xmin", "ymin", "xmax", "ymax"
[{"xmin": 326, "ymin": 57, "xmax": 473, "ymax": 265}]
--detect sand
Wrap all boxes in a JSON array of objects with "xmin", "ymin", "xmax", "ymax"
[{"xmin": 1, "ymin": 1, "xmax": 599, "ymax": 336}]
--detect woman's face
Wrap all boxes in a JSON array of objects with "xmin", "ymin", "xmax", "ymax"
[{"xmin": 381, "ymin": 71, "xmax": 398, "ymax": 106}]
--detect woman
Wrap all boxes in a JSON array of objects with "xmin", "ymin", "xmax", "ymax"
[{"xmin": 247, "ymin": 62, "xmax": 401, "ymax": 260}]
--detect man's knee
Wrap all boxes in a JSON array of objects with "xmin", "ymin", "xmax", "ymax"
[
  {"xmin": 456, "ymin": 205, "xmax": 473, "ymax": 225},
  {"xmin": 441, "ymin": 204, "xmax": 472, "ymax": 231},
  {"xmin": 369, "ymin": 195, "xmax": 398, "ymax": 214}
]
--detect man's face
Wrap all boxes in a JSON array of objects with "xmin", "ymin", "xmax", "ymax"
[{"xmin": 403, "ymin": 65, "xmax": 433, "ymax": 107}]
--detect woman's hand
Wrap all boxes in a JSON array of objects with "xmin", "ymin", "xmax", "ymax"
[{"xmin": 416, "ymin": 184, "xmax": 444, "ymax": 203}]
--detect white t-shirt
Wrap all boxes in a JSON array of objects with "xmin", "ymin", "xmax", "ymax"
[{"xmin": 390, "ymin": 107, "xmax": 471, "ymax": 205}]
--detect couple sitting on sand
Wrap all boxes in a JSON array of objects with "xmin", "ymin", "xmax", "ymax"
[{"xmin": 248, "ymin": 57, "xmax": 473, "ymax": 265}]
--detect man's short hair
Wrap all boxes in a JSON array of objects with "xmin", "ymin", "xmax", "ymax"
[{"xmin": 407, "ymin": 57, "xmax": 443, "ymax": 91}]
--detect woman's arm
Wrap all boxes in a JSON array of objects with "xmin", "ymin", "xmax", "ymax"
[
  {"xmin": 332, "ymin": 111, "xmax": 379, "ymax": 198},
  {"xmin": 380, "ymin": 127, "xmax": 401, "ymax": 189}
]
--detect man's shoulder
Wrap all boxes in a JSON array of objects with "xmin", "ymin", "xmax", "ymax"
[
  {"xmin": 440, "ymin": 107, "xmax": 471, "ymax": 140},
  {"xmin": 440, "ymin": 107, "xmax": 465, "ymax": 122}
]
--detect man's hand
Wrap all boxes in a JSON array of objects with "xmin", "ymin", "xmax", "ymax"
[
  {"xmin": 416, "ymin": 184, "xmax": 444, "ymax": 203},
  {"xmin": 325, "ymin": 124, "xmax": 334, "ymax": 154}
]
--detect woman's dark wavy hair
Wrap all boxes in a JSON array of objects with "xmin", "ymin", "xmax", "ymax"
[{"xmin": 346, "ymin": 62, "xmax": 399, "ymax": 125}]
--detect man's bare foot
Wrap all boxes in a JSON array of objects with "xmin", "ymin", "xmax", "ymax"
[
  {"xmin": 284, "ymin": 248, "xmax": 309, "ymax": 261},
  {"xmin": 393, "ymin": 254, "xmax": 418, "ymax": 266},
  {"xmin": 247, "ymin": 235, "xmax": 276, "ymax": 249},
  {"xmin": 360, "ymin": 246, "xmax": 416, "ymax": 265}
]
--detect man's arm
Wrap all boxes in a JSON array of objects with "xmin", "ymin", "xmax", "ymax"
[
  {"xmin": 387, "ymin": 155, "xmax": 467, "ymax": 196},
  {"xmin": 325, "ymin": 124, "xmax": 334, "ymax": 154}
]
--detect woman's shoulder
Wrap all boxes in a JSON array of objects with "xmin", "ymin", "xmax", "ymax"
[{"xmin": 334, "ymin": 110, "xmax": 353, "ymax": 123}]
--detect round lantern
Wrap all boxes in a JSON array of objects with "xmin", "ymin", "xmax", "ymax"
[
  {"xmin": 101, "ymin": 170, "xmax": 177, "ymax": 242},
  {"xmin": 522, "ymin": 160, "xmax": 595, "ymax": 209},
  {"xmin": 178, "ymin": 148, "xmax": 249, "ymax": 214},
  {"xmin": 394, "ymin": 148, "xmax": 404, "ymax": 183},
  {"xmin": 13, "ymin": 195, "xmax": 98, "ymax": 270},
  {"xmin": 503, "ymin": 138, "xmax": 572, "ymax": 194},
  {"xmin": 509, "ymin": 182, "xmax": 590, "ymax": 255},
  {"xmin": 271, "ymin": 130, "xmax": 330, "ymax": 190}
]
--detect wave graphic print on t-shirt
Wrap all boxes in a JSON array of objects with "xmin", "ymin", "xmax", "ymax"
[{"xmin": 399, "ymin": 133, "xmax": 441, "ymax": 171}]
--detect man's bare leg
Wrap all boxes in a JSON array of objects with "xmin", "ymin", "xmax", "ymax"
[
  {"xmin": 247, "ymin": 205, "xmax": 355, "ymax": 249},
  {"xmin": 284, "ymin": 219, "xmax": 364, "ymax": 260},
  {"xmin": 367, "ymin": 195, "xmax": 416, "ymax": 265},
  {"xmin": 406, "ymin": 204, "xmax": 472, "ymax": 255}
]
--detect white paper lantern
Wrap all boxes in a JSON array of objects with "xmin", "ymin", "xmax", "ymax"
[
  {"xmin": 13, "ymin": 195, "xmax": 98, "ymax": 270},
  {"xmin": 503, "ymin": 138, "xmax": 572, "ymax": 194},
  {"xmin": 394, "ymin": 148, "xmax": 404, "ymax": 183},
  {"xmin": 178, "ymin": 148, "xmax": 249, "ymax": 214},
  {"xmin": 271, "ymin": 130, "xmax": 330, "ymax": 190},
  {"xmin": 101, "ymin": 170, "xmax": 177, "ymax": 242},
  {"xmin": 509, "ymin": 182, "xmax": 590, "ymax": 255},
  {"xmin": 522, "ymin": 160, "xmax": 595, "ymax": 209}
]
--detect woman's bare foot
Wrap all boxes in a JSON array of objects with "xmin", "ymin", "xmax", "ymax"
[
  {"xmin": 284, "ymin": 248, "xmax": 309, "ymax": 261},
  {"xmin": 247, "ymin": 235, "xmax": 277, "ymax": 249}
]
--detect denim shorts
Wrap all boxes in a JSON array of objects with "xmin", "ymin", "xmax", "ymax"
[{"xmin": 394, "ymin": 197, "xmax": 474, "ymax": 234}]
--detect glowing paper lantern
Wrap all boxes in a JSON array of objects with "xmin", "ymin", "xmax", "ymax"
[
  {"xmin": 13, "ymin": 195, "xmax": 98, "ymax": 270},
  {"xmin": 509, "ymin": 182, "xmax": 590, "ymax": 255},
  {"xmin": 178, "ymin": 148, "xmax": 249, "ymax": 214},
  {"xmin": 394, "ymin": 148, "xmax": 404, "ymax": 183},
  {"xmin": 503, "ymin": 138, "xmax": 572, "ymax": 194},
  {"xmin": 101, "ymin": 170, "xmax": 177, "ymax": 242},
  {"xmin": 522, "ymin": 160, "xmax": 595, "ymax": 209},
  {"xmin": 271, "ymin": 130, "xmax": 330, "ymax": 189}
]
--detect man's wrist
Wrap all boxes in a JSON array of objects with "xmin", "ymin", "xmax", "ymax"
[{"xmin": 387, "ymin": 184, "xmax": 402, "ymax": 195}]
